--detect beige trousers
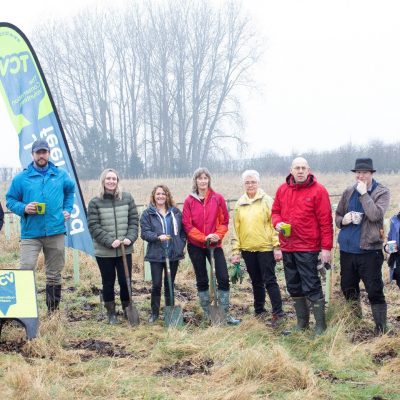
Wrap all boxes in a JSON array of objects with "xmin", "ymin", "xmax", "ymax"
[{"xmin": 20, "ymin": 234, "xmax": 65, "ymax": 285}]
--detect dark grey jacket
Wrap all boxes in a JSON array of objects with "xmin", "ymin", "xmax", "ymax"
[
  {"xmin": 140, "ymin": 205, "xmax": 186, "ymax": 262},
  {"xmin": 335, "ymin": 183, "xmax": 390, "ymax": 250},
  {"xmin": 88, "ymin": 192, "xmax": 139, "ymax": 257}
]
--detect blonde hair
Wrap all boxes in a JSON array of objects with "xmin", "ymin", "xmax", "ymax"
[
  {"xmin": 98, "ymin": 168, "xmax": 122, "ymax": 199},
  {"xmin": 149, "ymin": 184, "xmax": 175, "ymax": 209},
  {"xmin": 192, "ymin": 167, "xmax": 212, "ymax": 193}
]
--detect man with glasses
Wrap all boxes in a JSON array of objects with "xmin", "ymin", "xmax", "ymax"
[
  {"xmin": 272, "ymin": 157, "xmax": 333, "ymax": 335},
  {"xmin": 335, "ymin": 158, "xmax": 390, "ymax": 334}
]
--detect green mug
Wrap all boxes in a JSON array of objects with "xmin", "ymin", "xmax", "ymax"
[
  {"xmin": 281, "ymin": 223, "xmax": 291, "ymax": 237},
  {"xmin": 36, "ymin": 203, "xmax": 46, "ymax": 214}
]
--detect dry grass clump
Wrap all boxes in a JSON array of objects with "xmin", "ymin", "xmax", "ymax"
[{"xmin": 214, "ymin": 344, "xmax": 316, "ymax": 394}]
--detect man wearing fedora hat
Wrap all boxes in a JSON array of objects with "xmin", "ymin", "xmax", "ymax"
[{"xmin": 335, "ymin": 158, "xmax": 390, "ymax": 334}]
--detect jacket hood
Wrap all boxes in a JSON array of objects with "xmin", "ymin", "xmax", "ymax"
[
  {"xmin": 237, "ymin": 188, "xmax": 266, "ymax": 206},
  {"xmin": 286, "ymin": 173, "xmax": 316, "ymax": 188}
]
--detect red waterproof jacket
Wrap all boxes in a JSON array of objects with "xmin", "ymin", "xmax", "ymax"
[
  {"xmin": 271, "ymin": 174, "xmax": 333, "ymax": 252},
  {"xmin": 182, "ymin": 189, "xmax": 229, "ymax": 248}
]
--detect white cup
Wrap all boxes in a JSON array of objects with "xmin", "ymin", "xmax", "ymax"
[
  {"xmin": 351, "ymin": 211, "xmax": 364, "ymax": 225},
  {"xmin": 386, "ymin": 240, "xmax": 398, "ymax": 254}
]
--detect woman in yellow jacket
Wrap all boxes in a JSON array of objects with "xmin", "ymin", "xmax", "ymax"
[{"xmin": 231, "ymin": 170, "xmax": 285, "ymax": 324}]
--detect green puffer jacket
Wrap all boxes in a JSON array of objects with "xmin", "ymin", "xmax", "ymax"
[{"xmin": 88, "ymin": 192, "xmax": 139, "ymax": 257}]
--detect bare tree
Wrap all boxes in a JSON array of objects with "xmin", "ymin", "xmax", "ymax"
[{"xmin": 33, "ymin": 0, "xmax": 260, "ymax": 177}]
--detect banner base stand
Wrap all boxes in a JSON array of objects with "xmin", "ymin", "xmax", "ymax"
[{"xmin": 0, "ymin": 317, "xmax": 39, "ymax": 340}]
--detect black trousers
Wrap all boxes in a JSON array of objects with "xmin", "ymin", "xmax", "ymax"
[
  {"xmin": 340, "ymin": 250, "xmax": 386, "ymax": 305},
  {"xmin": 242, "ymin": 251, "xmax": 283, "ymax": 315},
  {"xmin": 96, "ymin": 255, "xmax": 132, "ymax": 303},
  {"xmin": 187, "ymin": 243, "xmax": 229, "ymax": 292},
  {"xmin": 282, "ymin": 251, "xmax": 323, "ymax": 302},
  {"xmin": 150, "ymin": 261, "xmax": 179, "ymax": 305}
]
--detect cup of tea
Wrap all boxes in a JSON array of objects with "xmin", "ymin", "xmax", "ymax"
[
  {"xmin": 36, "ymin": 203, "xmax": 46, "ymax": 214},
  {"xmin": 351, "ymin": 211, "xmax": 363, "ymax": 225},
  {"xmin": 281, "ymin": 223, "xmax": 291, "ymax": 237},
  {"xmin": 385, "ymin": 240, "xmax": 398, "ymax": 254}
]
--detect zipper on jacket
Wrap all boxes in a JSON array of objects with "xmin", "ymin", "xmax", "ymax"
[{"xmin": 112, "ymin": 197, "xmax": 119, "ymax": 257}]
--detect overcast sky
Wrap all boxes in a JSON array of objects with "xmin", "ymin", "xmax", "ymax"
[{"xmin": 1, "ymin": 0, "xmax": 400, "ymax": 167}]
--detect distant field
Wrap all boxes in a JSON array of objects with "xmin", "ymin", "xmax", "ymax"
[{"xmin": 78, "ymin": 172, "xmax": 400, "ymax": 214}]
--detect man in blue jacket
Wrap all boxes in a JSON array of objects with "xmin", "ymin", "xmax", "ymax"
[{"xmin": 6, "ymin": 139, "xmax": 75, "ymax": 313}]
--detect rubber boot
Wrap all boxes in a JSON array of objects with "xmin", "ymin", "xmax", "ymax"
[
  {"xmin": 218, "ymin": 290, "xmax": 240, "ymax": 325},
  {"xmin": 293, "ymin": 297, "xmax": 310, "ymax": 331},
  {"xmin": 104, "ymin": 301, "xmax": 118, "ymax": 325},
  {"xmin": 46, "ymin": 284, "xmax": 61, "ymax": 314},
  {"xmin": 198, "ymin": 291, "xmax": 210, "ymax": 321},
  {"xmin": 371, "ymin": 303, "xmax": 388, "ymax": 335},
  {"xmin": 311, "ymin": 298, "xmax": 327, "ymax": 335},
  {"xmin": 121, "ymin": 301, "xmax": 130, "ymax": 319},
  {"xmin": 148, "ymin": 295, "xmax": 160, "ymax": 323}
]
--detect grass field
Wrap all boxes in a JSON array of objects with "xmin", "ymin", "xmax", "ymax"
[{"xmin": 0, "ymin": 173, "xmax": 400, "ymax": 399}]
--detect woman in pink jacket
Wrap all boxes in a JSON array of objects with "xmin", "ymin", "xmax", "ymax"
[{"xmin": 182, "ymin": 167, "xmax": 239, "ymax": 325}]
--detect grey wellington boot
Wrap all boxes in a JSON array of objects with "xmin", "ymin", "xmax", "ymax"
[
  {"xmin": 371, "ymin": 303, "xmax": 388, "ymax": 335},
  {"xmin": 104, "ymin": 301, "xmax": 118, "ymax": 325},
  {"xmin": 292, "ymin": 297, "xmax": 310, "ymax": 331},
  {"xmin": 311, "ymin": 298, "xmax": 327, "ymax": 335},
  {"xmin": 148, "ymin": 295, "xmax": 160, "ymax": 323},
  {"xmin": 218, "ymin": 290, "xmax": 240, "ymax": 325},
  {"xmin": 198, "ymin": 291, "xmax": 210, "ymax": 321}
]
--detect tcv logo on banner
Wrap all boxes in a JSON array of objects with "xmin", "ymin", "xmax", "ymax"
[
  {"xmin": 0, "ymin": 22, "xmax": 94, "ymax": 256},
  {"xmin": 0, "ymin": 269, "xmax": 39, "ymax": 339}
]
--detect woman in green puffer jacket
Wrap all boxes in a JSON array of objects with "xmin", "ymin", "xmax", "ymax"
[{"xmin": 88, "ymin": 168, "xmax": 139, "ymax": 324}]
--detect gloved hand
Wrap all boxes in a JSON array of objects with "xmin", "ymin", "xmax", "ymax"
[
  {"xmin": 356, "ymin": 181, "xmax": 367, "ymax": 195},
  {"xmin": 342, "ymin": 212, "xmax": 353, "ymax": 225},
  {"xmin": 228, "ymin": 262, "xmax": 245, "ymax": 284}
]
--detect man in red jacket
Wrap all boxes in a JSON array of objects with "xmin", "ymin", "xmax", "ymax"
[{"xmin": 272, "ymin": 157, "xmax": 333, "ymax": 334}]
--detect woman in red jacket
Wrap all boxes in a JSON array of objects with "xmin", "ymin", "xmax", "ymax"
[{"xmin": 182, "ymin": 167, "xmax": 239, "ymax": 325}]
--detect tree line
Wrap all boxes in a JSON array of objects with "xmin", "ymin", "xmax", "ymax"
[
  {"xmin": 33, "ymin": 0, "xmax": 260, "ymax": 179},
  {"xmin": 209, "ymin": 140, "xmax": 400, "ymax": 175}
]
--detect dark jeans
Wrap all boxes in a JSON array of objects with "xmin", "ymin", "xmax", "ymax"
[
  {"xmin": 150, "ymin": 261, "xmax": 179, "ymax": 305},
  {"xmin": 282, "ymin": 251, "xmax": 323, "ymax": 302},
  {"xmin": 393, "ymin": 267, "xmax": 400, "ymax": 289},
  {"xmin": 340, "ymin": 251, "xmax": 386, "ymax": 305},
  {"xmin": 96, "ymin": 255, "xmax": 132, "ymax": 303},
  {"xmin": 187, "ymin": 243, "xmax": 229, "ymax": 292},
  {"xmin": 242, "ymin": 251, "xmax": 283, "ymax": 315}
]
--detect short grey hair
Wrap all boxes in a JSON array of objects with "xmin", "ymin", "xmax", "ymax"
[{"xmin": 241, "ymin": 169, "xmax": 260, "ymax": 183}]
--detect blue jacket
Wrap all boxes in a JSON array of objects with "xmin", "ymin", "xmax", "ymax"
[
  {"xmin": 6, "ymin": 162, "xmax": 75, "ymax": 239},
  {"xmin": 140, "ymin": 205, "xmax": 186, "ymax": 262},
  {"xmin": 388, "ymin": 213, "xmax": 400, "ymax": 245}
]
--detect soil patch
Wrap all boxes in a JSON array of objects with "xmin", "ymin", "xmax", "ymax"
[
  {"xmin": 0, "ymin": 339, "xmax": 27, "ymax": 355},
  {"xmin": 66, "ymin": 339, "xmax": 134, "ymax": 361},
  {"xmin": 349, "ymin": 327, "xmax": 376, "ymax": 343},
  {"xmin": 155, "ymin": 358, "xmax": 214, "ymax": 377},
  {"xmin": 67, "ymin": 311, "xmax": 94, "ymax": 322},
  {"xmin": 372, "ymin": 349, "xmax": 397, "ymax": 365}
]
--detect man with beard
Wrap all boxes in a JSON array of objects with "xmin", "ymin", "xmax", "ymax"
[{"xmin": 6, "ymin": 139, "xmax": 75, "ymax": 313}]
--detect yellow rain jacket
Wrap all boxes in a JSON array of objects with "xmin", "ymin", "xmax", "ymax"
[{"xmin": 232, "ymin": 189, "xmax": 279, "ymax": 254}]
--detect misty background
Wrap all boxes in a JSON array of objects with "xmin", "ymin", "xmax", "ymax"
[{"xmin": 1, "ymin": 0, "xmax": 400, "ymax": 178}]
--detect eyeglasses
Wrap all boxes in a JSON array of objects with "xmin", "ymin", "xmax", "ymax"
[{"xmin": 244, "ymin": 181, "xmax": 258, "ymax": 186}]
